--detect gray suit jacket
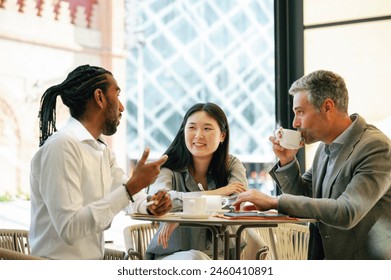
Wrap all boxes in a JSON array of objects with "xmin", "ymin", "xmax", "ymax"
[{"xmin": 270, "ymin": 114, "xmax": 391, "ymax": 259}]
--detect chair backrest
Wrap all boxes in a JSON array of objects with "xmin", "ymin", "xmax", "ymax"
[
  {"xmin": 0, "ymin": 229, "xmax": 30, "ymax": 254},
  {"xmin": 0, "ymin": 228, "xmax": 126, "ymax": 260},
  {"xmin": 240, "ymin": 227, "xmax": 270, "ymax": 260},
  {"xmin": 0, "ymin": 247, "xmax": 46, "ymax": 260},
  {"xmin": 273, "ymin": 223, "xmax": 310, "ymax": 260},
  {"xmin": 123, "ymin": 222, "xmax": 159, "ymax": 260},
  {"xmin": 103, "ymin": 247, "xmax": 126, "ymax": 260},
  {"xmin": 245, "ymin": 223, "xmax": 310, "ymax": 260}
]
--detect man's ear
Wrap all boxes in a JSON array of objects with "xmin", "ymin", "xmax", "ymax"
[
  {"xmin": 94, "ymin": 88, "xmax": 105, "ymax": 109},
  {"xmin": 323, "ymin": 98, "xmax": 334, "ymax": 113}
]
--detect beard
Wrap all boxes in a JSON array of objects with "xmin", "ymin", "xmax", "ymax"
[
  {"xmin": 102, "ymin": 119, "xmax": 117, "ymax": 136},
  {"xmin": 102, "ymin": 104, "xmax": 119, "ymax": 136}
]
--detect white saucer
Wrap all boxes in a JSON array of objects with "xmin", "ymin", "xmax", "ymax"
[
  {"xmin": 176, "ymin": 212, "xmax": 210, "ymax": 219},
  {"xmin": 212, "ymin": 209, "xmax": 230, "ymax": 214}
]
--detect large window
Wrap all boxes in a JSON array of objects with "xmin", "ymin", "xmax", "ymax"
[{"xmin": 125, "ymin": 0, "xmax": 276, "ymax": 193}]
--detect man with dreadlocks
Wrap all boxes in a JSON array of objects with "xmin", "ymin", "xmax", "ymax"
[{"xmin": 29, "ymin": 65, "xmax": 171, "ymax": 259}]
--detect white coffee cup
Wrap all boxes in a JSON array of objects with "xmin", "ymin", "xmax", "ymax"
[
  {"xmin": 202, "ymin": 195, "xmax": 229, "ymax": 212},
  {"xmin": 183, "ymin": 194, "xmax": 207, "ymax": 214},
  {"xmin": 274, "ymin": 127, "xmax": 302, "ymax": 149}
]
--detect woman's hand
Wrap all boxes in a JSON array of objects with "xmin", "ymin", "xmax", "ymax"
[
  {"xmin": 207, "ymin": 182, "xmax": 247, "ymax": 196},
  {"xmin": 157, "ymin": 222, "xmax": 178, "ymax": 248}
]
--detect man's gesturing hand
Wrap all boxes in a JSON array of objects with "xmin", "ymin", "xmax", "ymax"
[{"xmin": 125, "ymin": 147, "xmax": 168, "ymax": 196}]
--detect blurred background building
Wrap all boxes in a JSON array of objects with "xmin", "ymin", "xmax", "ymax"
[
  {"xmin": 0, "ymin": 0, "xmax": 128, "ymax": 199},
  {"xmin": 1, "ymin": 0, "xmax": 390, "ymax": 201}
]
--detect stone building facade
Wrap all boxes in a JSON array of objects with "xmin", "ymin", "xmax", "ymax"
[{"xmin": 0, "ymin": 0, "xmax": 127, "ymax": 198}]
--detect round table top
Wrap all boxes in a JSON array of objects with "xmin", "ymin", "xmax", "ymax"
[{"xmin": 128, "ymin": 212, "xmax": 315, "ymax": 226}]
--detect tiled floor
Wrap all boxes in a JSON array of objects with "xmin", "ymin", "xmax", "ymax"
[{"xmin": 0, "ymin": 199, "xmax": 142, "ymax": 252}]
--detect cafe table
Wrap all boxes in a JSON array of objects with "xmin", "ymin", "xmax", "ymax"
[{"xmin": 128, "ymin": 212, "xmax": 315, "ymax": 260}]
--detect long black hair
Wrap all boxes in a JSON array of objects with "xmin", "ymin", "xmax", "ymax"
[
  {"xmin": 162, "ymin": 102, "xmax": 230, "ymax": 187},
  {"xmin": 38, "ymin": 65, "xmax": 112, "ymax": 147}
]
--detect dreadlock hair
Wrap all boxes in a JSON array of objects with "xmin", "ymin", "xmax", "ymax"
[
  {"xmin": 38, "ymin": 65, "xmax": 112, "ymax": 147},
  {"xmin": 162, "ymin": 102, "xmax": 230, "ymax": 188}
]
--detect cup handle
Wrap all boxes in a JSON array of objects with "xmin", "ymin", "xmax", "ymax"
[
  {"xmin": 221, "ymin": 197, "xmax": 229, "ymax": 208},
  {"xmin": 274, "ymin": 127, "xmax": 283, "ymax": 138}
]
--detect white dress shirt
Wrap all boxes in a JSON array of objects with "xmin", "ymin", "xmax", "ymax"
[{"xmin": 29, "ymin": 117, "xmax": 145, "ymax": 259}]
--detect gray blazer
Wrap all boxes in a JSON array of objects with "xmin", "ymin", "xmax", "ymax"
[{"xmin": 270, "ymin": 114, "xmax": 391, "ymax": 259}]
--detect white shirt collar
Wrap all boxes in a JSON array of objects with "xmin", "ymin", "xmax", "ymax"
[{"xmin": 66, "ymin": 117, "xmax": 106, "ymax": 151}]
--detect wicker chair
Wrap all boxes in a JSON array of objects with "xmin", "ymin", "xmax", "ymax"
[
  {"xmin": 240, "ymin": 227, "xmax": 270, "ymax": 260},
  {"xmin": 103, "ymin": 247, "xmax": 126, "ymax": 260},
  {"xmin": 0, "ymin": 228, "xmax": 126, "ymax": 260},
  {"xmin": 273, "ymin": 223, "xmax": 310, "ymax": 260},
  {"xmin": 245, "ymin": 223, "xmax": 310, "ymax": 260},
  {"xmin": 0, "ymin": 247, "xmax": 46, "ymax": 260},
  {"xmin": 0, "ymin": 229, "xmax": 30, "ymax": 255},
  {"xmin": 123, "ymin": 222, "xmax": 160, "ymax": 260}
]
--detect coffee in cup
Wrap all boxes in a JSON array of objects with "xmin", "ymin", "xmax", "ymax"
[
  {"xmin": 274, "ymin": 127, "xmax": 302, "ymax": 149},
  {"xmin": 202, "ymin": 195, "xmax": 229, "ymax": 212},
  {"xmin": 183, "ymin": 194, "xmax": 207, "ymax": 214}
]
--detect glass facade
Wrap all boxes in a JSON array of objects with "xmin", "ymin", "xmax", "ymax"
[{"xmin": 125, "ymin": 0, "xmax": 276, "ymax": 192}]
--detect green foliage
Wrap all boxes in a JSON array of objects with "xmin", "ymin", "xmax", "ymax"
[{"xmin": 0, "ymin": 192, "xmax": 12, "ymax": 202}]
